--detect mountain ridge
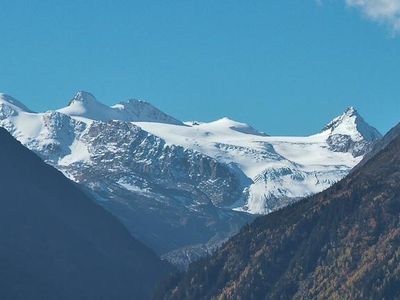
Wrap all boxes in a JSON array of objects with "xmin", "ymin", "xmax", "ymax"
[
  {"xmin": 320, "ymin": 106, "xmax": 381, "ymax": 141},
  {"xmin": 57, "ymin": 91, "xmax": 183, "ymax": 124},
  {"xmin": 0, "ymin": 93, "xmax": 33, "ymax": 114}
]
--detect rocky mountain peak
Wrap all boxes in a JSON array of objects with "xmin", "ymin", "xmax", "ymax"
[
  {"xmin": 68, "ymin": 91, "xmax": 98, "ymax": 105},
  {"xmin": 344, "ymin": 105, "xmax": 356, "ymax": 115},
  {"xmin": 321, "ymin": 107, "xmax": 381, "ymax": 142},
  {"xmin": 320, "ymin": 107, "xmax": 382, "ymax": 157}
]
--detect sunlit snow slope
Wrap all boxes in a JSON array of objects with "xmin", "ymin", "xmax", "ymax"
[{"xmin": 133, "ymin": 108, "xmax": 381, "ymax": 213}]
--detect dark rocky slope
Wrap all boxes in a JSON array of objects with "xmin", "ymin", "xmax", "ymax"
[
  {"xmin": 0, "ymin": 128, "xmax": 172, "ymax": 300},
  {"xmin": 157, "ymin": 124, "xmax": 400, "ymax": 300}
]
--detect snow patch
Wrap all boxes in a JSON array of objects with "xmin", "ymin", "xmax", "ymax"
[{"xmin": 59, "ymin": 139, "xmax": 91, "ymax": 166}]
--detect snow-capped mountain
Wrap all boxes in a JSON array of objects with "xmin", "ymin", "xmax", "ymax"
[
  {"xmin": 0, "ymin": 91, "xmax": 381, "ymax": 267},
  {"xmin": 134, "ymin": 107, "xmax": 381, "ymax": 214},
  {"xmin": 321, "ymin": 106, "xmax": 382, "ymax": 156},
  {"xmin": 58, "ymin": 91, "xmax": 118, "ymax": 121},
  {"xmin": 58, "ymin": 91, "xmax": 182, "ymax": 124}
]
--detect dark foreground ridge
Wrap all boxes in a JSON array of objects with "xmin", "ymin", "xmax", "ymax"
[
  {"xmin": 157, "ymin": 123, "xmax": 400, "ymax": 299},
  {"xmin": 0, "ymin": 128, "xmax": 173, "ymax": 300}
]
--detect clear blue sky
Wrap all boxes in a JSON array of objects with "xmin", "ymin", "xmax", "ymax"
[{"xmin": 0, "ymin": 0, "xmax": 399, "ymax": 135}]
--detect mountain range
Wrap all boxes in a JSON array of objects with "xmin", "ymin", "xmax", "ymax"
[
  {"xmin": 156, "ymin": 122, "xmax": 400, "ymax": 300},
  {"xmin": 0, "ymin": 91, "xmax": 382, "ymax": 268},
  {"xmin": 0, "ymin": 127, "xmax": 172, "ymax": 300}
]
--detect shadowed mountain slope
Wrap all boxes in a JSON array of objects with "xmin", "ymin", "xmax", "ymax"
[{"xmin": 0, "ymin": 128, "xmax": 172, "ymax": 300}]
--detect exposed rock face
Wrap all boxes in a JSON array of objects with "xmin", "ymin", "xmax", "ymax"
[
  {"xmin": 326, "ymin": 133, "xmax": 372, "ymax": 157},
  {"xmin": 60, "ymin": 119, "xmax": 251, "ymax": 255}
]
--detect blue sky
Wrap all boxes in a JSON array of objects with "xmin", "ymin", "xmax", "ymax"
[{"xmin": 0, "ymin": 0, "xmax": 399, "ymax": 135}]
